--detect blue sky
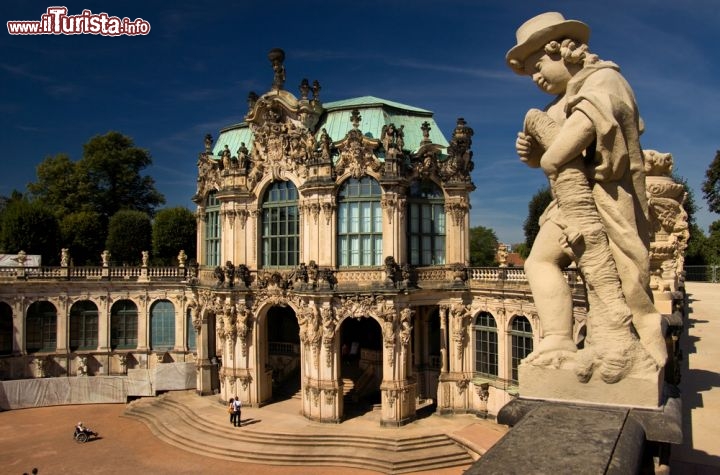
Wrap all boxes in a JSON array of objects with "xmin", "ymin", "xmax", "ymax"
[{"xmin": 2, "ymin": 0, "xmax": 719, "ymax": 245}]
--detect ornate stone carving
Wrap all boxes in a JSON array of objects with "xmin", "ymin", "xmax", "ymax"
[
  {"xmin": 644, "ymin": 150, "xmax": 689, "ymax": 294},
  {"xmin": 236, "ymin": 304, "xmax": 252, "ymax": 357},
  {"xmin": 399, "ymin": 308, "xmax": 414, "ymax": 347},
  {"xmin": 333, "ymin": 111, "xmax": 383, "ymax": 179},
  {"xmin": 321, "ymin": 306, "xmax": 337, "ymax": 367},
  {"xmin": 445, "ymin": 198, "xmax": 469, "ymax": 227},
  {"xmin": 439, "ymin": 118, "xmax": 474, "ymax": 183},
  {"xmin": 450, "ymin": 303, "xmax": 471, "ymax": 357},
  {"xmin": 321, "ymin": 201, "xmax": 334, "ymax": 225},
  {"xmin": 324, "ymin": 388, "xmax": 337, "ymax": 406}
]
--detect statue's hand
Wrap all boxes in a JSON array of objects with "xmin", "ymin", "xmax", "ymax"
[{"xmin": 516, "ymin": 132, "xmax": 541, "ymax": 168}]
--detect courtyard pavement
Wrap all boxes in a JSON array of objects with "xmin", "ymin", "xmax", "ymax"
[
  {"xmin": 0, "ymin": 281, "xmax": 717, "ymax": 475},
  {"xmin": 671, "ymin": 281, "xmax": 720, "ymax": 474}
]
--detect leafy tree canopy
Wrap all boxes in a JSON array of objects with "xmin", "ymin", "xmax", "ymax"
[
  {"xmin": 702, "ymin": 150, "xmax": 720, "ymax": 214},
  {"xmin": 28, "ymin": 132, "xmax": 165, "ymax": 220},
  {"xmin": 105, "ymin": 210, "xmax": 152, "ymax": 265},
  {"xmin": 524, "ymin": 186, "xmax": 553, "ymax": 251},
  {"xmin": 0, "ymin": 199, "xmax": 60, "ymax": 264},
  {"xmin": 152, "ymin": 207, "xmax": 197, "ymax": 265},
  {"xmin": 60, "ymin": 211, "xmax": 107, "ymax": 266},
  {"xmin": 469, "ymin": 225, "xmax": 499, "ymax": 267}
]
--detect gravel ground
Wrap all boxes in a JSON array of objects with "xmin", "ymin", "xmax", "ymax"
[{"xmin": 0, "ymin": 403, "xmax": 466, "ymax": 475}]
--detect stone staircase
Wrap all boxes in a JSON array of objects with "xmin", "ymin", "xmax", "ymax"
[{"xmin": 123, "ymin": 391, "xmax": 475, "ymax": 474}]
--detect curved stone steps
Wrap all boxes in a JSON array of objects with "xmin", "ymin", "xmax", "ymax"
[{"xmin": 123, "ymin": 392, "xmax": 474, "ymax": 474}]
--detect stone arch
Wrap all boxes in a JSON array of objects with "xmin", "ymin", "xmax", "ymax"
[
  {"xmin": 335, "ymin": 170, "xmax": 383, "ymax": 189},
  {"xmin": 254, "ymin": 173, "xmax": 302, "ymax": 201}
]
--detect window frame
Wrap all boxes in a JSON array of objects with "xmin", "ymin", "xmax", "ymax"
[
  {"xmin": 337, "ymin": 177, "xmax": 383, "ymax": 267},
  {"xmin": 474, "ymin": 311, "xmax": 498, "ymax": 379},
  {"xmin": 69, "ymin": 300, "xmax": 99, "ymax": 352},
  {"xmin": 204, "ymin": 191, "xmax": 221, "ymax": 267},
  {"xmin": 25, "ymin": 301, "xmax": 57, "ymax": 353},
  {"xmin": 509, "ymin": 315, "xmax": 534, "ymax": 383},
  {"xmin": 110, "ymin": 300, "xmax": 138, "ymax": 350},
  {"xmin": 261, "ymin": 180, "xmax": 300, "ymax": 269},
  {"xmin": 150, "ymin": 300, "xmax": 176, "ymax": 350}
]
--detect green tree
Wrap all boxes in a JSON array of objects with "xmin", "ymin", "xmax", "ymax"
[
  {"xmin": 702, "ymin": 150, "xmax": 720, "ymax": 214},
  {"xmin": 685, "ymin": 223, "xmax": 708, "ymax": 265},
  {"xmin": 0, "ymin": 199, "xmax": 60, "ymax": 264},
  {"xmin": 27, "ymin": 153, "xmax": 85, "ymax": 218},
  {"xmin": 513, "ymin": 242, "xmax": 529, "ymax": 259},
  {"xmin": 105, "ymin": 210, "xmax": 152, "ymax": 265},
  {"xmin": 60, "ymin": 211, "xmax": 107, "ymax": 265},
  {"xmin": 524, "ymin": 186, "xmax": 553, "ymax": 251},
  {"xmin": 469, "ymin": 225, "xmax": 499, "ymax": 266},
  {"xmin": 28, "ymin": 132, "xmax": 165, "ymax": 220},
  {"xmin": 152, "ymin": 207, "xmax": 197, "ymax": 265},
  {"xmin": 706, "ymin": 220, "xmax": 720, "ymax": 265}
]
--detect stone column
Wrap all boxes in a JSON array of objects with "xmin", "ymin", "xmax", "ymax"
[
  {"xmin": 195, "ymin": 307, "xmax": 213, "ymax": 396},
  {"xmin": 97, "ymin": 296, "xmax": 110, "ymax": 352}
]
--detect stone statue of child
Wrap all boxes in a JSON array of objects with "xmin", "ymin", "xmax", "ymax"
[{"xmin": 507, "ymin": 12, "xmax": 666, "ymax": 383}]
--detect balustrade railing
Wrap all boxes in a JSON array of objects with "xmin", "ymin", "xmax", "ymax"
[{"xmin": 0, "ymin": 263, "xmax": 582, "ymax": 288}]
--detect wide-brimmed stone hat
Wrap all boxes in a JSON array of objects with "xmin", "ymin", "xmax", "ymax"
[{"xmin": 506, "ymin": 12, "xmax": 590, "ymax": 75}]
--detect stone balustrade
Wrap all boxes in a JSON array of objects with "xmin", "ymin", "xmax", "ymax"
[{"xmin": 0, "ymin": 264, "xmax": 584, "ymax": 289}]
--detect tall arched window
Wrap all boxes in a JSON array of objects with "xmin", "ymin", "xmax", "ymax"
[
  {"xmin": 26, "ymin": 301, "xmax": 57, "ymax": 353},
  {"xmin": 151, "ymin": 300, "xmax": 175, "ymax": 350},
  {"xmin": 111, "ymin": 300, "xmax": 138, "ymax": 350},
  {"xmin": 407, "ymin": 180, "xmax": 445, "ymax": 266},
  {"xmin": 186, "ymin": 308, "xmax": 196, "ymax": 351},
  {"xmin": 204, "ymin": 191, "xmax": 221, "ymax": 267},
  {"xmin": 474, "ymin": 311, "xmax": 498, "ymax": 378},
  {"xmin": 0, "ymin": 302, "xmax": 13, "ymax": 355},
  {"xmin": 337, "ymin": 177, "xmax": 382, "ymax": 267},
  {"xmin": 262, "ymin": 181, "xmax": 299, "ymax": 268},
  {"xmin": 69, "ymin": 301, "xmax": 98, "ymax": 351},
  {"xmin": 510, "ymin": 315, "xmax": 534, "ymax": 383}
]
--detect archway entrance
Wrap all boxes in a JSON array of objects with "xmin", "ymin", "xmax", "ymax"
[
  {"xmin": 339, "ymin": 316, "xmax": 382, "ymax": 417},
  {"xmin": 265, "ymin": 306, "xmax": 300, "ymax": 401}
]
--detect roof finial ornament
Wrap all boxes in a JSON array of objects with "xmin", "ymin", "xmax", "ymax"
[
  {"xmin": 420, "ymin": 121, "xmax": 431, "ymax": 144},
  {"xmin": 268, "ymin": 48, "xmax": 286, "ymax": 91},
  {"xmin": 299, "ymin": 78, "xmax": 310, "ymax": 100},
  {"xmin": 312, "ymin": 80, "xmax": 321, "ymax": 102},
  {"xmin": 247, "ymin": 91, "xmax": 258, "ymax": 112},
  {"xmin": 350, "ymin": 109, "xmax": 362, "ymax": 129}
]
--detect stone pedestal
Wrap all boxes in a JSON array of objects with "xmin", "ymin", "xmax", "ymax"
[
  {"xmin": 380, "ymin": 380, "xmax": 416, "ymax": 427},
  {"xmin": 519, "ymin": 364, "xmax": 663, "ymax": 409}
]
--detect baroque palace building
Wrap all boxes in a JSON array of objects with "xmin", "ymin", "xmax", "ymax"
[{"xmin": 0, "ymin": 49, "xmax": 686, "ymax": 426}]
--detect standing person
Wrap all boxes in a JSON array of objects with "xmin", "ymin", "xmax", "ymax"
[
  {"xmin": 233, "ymin": 396, "xmax": 242, "ymax": 427},
  {"xmin": 228, "ymin": 397, "xmax": 236, "ymax": 426},
  {"xmin": 506, "ymin": 12, "xmax": 667, "ymax": 382}
]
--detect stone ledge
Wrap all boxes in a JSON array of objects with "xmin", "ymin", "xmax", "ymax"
[{"xmin": 518, "ymin": 364, "xmax": 663, "ymax": 409}]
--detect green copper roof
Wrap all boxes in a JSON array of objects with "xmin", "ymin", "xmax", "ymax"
[
  {"xmin": 324, "ymin": 96, "xmax": 432, "ymax": 114},
  {"xmin": 320, "ymin": 96, "xmax": 449, "ymax": 152},
  {"xmin": 212, "ymin": 123, "xmax": 253, "ymax": 158},
  {"xmin": 212, "ymin": 96, "xmax": 449, "ymax": 158}
]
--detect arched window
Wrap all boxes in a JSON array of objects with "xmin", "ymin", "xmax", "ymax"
[
  {"xmin": 151, "ymin": 300, "xmax": 175, "ymax": 350},
  {"xmin": 261, "ymin": 181, "xmax": 299, "ymax": 268},
  {"xmin": 474, "ymin": 312, "xmax": 498, "ymax": 378},
  {"xmin": 111, "ymin": 300, "xmax": 138, "ymax": 350},
  {"xmin": 407, "ymin": 181, "xmax": 445, "ymax": 266},
  {"xmin": 69, "ymin": 301, "xmax": 98, "ymax": 351},
  {"xmin": 186, "ymin": 308, "xmax": 196, "ymax": 351},
  {"xmin": 337, "ymin": 177, "xmax": 382, "ymax": 267},
  {"xmin": 204, "ymin": 191, "xmax": 221, "ymax": 267},
  {"xmin": 26, "ymin": 301, "xmax": 57, "ymax": 353},
  {"xmin": 0, "ymin": 302, "xmax": 13, "ymax": 355},
  {"xmin": 510, "ymin": 315, "xmax": 534, "ymax": 383}
]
